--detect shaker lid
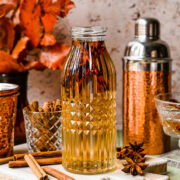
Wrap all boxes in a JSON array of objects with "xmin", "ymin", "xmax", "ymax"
[
  {"xmin": 0, "ymin": 83, "xmax": 19, "ymax": 96},
  {"xmin": 124, "ymin": 17, "xmax": 171, "ymax": 60},
  {"xmin": 135, "ymin": 18, "xmax": 160, "ymax": 39}
]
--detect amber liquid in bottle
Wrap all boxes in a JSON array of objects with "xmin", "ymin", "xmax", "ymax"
[{"xmin": 61, "ymin": 39, "xmax": 116, "ymax": 174}]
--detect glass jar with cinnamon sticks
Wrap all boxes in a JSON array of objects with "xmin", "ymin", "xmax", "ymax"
[
  {"xmin": 23, "ymin": 100, "xmax": 62, "ymax": 152},
  {"xmin": 0, "ymin": 83, "xmax": 19, "ymax": 157}
]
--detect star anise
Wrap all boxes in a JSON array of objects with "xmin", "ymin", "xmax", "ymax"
[
  {"xmin": 117, "ymin": 146, "xmax": 130, "ymax": 159},
  {"xmin": 129, "ymin": 141, "xmax": 144, "ymax": 152},
  {"xmin": 128, "ymin": 141, "xmax": 145, "ymax": 158},
  {"xmin": 122, "ymin": 157, "xmax": 148, "ymax": 176},
  {"xmin": 117, "ymin": 142, "xmax": 145, "ymax": 160}
]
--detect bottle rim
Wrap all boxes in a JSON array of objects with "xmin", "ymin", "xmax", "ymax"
[
  {"xmin": 0, "ymin": 83, "xmax": 19, "ymax": 97},
  {"xmin": 72, "ymin": 26, "xmax": 107, "ymax": 41}
]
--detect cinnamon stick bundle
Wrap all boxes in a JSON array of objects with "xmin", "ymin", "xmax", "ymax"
[
  {"xmin": 1, "ymin": 150, "xmax": 126, "ymax": 166},
  {"xmin": 43, "ymin": 166, "xmax": 75, "ymax": 180},
  {"xmin": 9, "ymin": 157, "xmax": 62, "ymax": 168},
  {"xmin": 24, "ymin": 154, "xmax": 47, "ymax": 180},
  {"xmin": 24, "ymin": 99, "xmax": 62, "ymax": 152}
]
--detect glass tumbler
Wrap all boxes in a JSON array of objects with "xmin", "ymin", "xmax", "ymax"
[
  {"xmin": 0, "ymin": 83, "xmax": 19, "ymax": 157},
  {"xmin": 23, "ymin": 109, "xmax": 62, "ymax": 152}
]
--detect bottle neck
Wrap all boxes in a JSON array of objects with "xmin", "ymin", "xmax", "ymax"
[
  {"xmin": 72, "ymin": 40, "xmax": 106, "ymax": 48},
  {"xmin": 72, "ymin": 27, "xmax": 106, "ymax": 42}
]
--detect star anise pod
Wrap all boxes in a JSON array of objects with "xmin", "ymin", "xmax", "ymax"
[
  {"xmin": 129, "ymin": 141, "xmax": 144, "ymax": 152},
  {"xmin": 122, "ymin": 157, "xmax": 148, "ymax": 176},
  {"xmin": 117, "ymin": 142, "xmax": 145, "ymax": 160},
  {"xmin": 117, "ymin": 146, "xmax": 130, "ymax": 159},
  {"xmin": 127, "ymin": 151, "xmax": 146, "ymax": 162},
  {"xmin": 128, "ymin": 141, "xmax": 145, "ymax": 158}
]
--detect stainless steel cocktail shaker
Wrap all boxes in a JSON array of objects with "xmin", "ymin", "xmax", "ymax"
[{"xmin": 123, "ymin": 18, "xmax": 172, "ymax": 154}]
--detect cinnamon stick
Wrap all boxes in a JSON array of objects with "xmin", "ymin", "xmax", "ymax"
[
  {"xmin": 24, "ymin": 154, "xmax": 47, "ymax": 180},
  {"xmin": 9, "ymin": 157, "xmax": 62, "ymax": 168},
  {"xmin": 14, "ymin": 150, "xmax": 62, "ymax": 160},
  {"xmin": 24, "ymin": 100, "xmax": 62, "ymax": 151},
  {"xmin": 0, "ymin": 150, "xmax": 122, "ymax": 165},
  {"xmin": 43, "ymin": 166, "xmax": 75, "ymax": 180},
  {"xmin": 0, "ymin": 156, "xmax": 14, "ymax": 165}
]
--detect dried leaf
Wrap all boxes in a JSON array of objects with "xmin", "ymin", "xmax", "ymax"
[
  {"xmin": 0, "ymin": 4, "xmax": 15, "ymax": 17},
  {"xmin": 40, "ymin": 0, "xmax": 75, "ymax": 17},
  {"xmin": 60, "ymin": 0, "xmax": 75, "ymax": 17},
  {"xmin": 12, "ymin": 36, "xmax": 29, "ymax": 59},
  {"xmin": 0, "ymin": 18, "xmax": 15, "ymax": 51},
  {"xmin": 0, "ymin": 0, "xmax": 17, "ymax": 6},
  {"xmin": 12, "ymin": 6, "xmax": 20, "ymax": 25},
  {"xmin": 41, "ymin": 13, "xmax": 57, "ymax": 33},
  {"xmin": 23, "ymin": 60, "xmax": 45, "ymax": 71},
  {"xmin": 20, "ymin": 0, "xmax": 43, "ymax": 47},
  {"xmin": 39, "ymin": 43, "xmax": 70, "ymax": 70},
  {"xmin": 0, "ymin": 51, "xmax": 25, "ymax": 73},
  {"xmin": 40, "ymin": 33, "xmax": 56, "ymax": 46}
]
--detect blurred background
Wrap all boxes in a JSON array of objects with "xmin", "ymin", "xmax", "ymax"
[{"xmin": 28, "ymin": 0, "xmax": 180, "ymax": 128}]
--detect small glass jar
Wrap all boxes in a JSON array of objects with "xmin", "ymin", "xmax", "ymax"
[
  {"xmin": 23, "ymin": 109, "xmax": 62, "ymax": 152},
  {"xmin": 0, "ymin": 83, "xmax": 19, "ymax": 157},
  {"xmin": 61, "ymin": 27, "xmax": 117, "ymax": 174}
]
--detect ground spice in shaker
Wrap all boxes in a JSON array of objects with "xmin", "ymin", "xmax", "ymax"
[{"xmin": 123, "ymin": 18, "xmax": 171, "ymax": 155}]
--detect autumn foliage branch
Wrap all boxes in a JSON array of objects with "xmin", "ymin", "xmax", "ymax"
[{"xmin": 0, "ymin": 0, "xmax": 75, "ymax": 73}]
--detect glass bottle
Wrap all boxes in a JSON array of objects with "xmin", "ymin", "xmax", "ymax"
[{"xmin": 61, "ymin": 26, "xmax": 117, "ymax": 174}]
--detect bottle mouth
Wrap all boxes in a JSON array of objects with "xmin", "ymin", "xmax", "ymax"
[{"xmin": 72, "ymin": 26, "xmax": 107, "ymax": 41}]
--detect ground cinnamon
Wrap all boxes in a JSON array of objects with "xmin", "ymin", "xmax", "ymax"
[
  {"xmin": 43, "ymin": 166, "xmax": 75, "ymax": 180},
  {"xmin": 24, "ymin": 154, "xmax": 47, "ymax": 180},
  {"xmin": 9, "ymin": 157, "xmax": 62, "ymax": 168}
]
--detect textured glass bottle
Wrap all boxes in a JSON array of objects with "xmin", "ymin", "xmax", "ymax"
[{"xmin": 61, "ymin": 27, "xmax": 116, "ymax": 174}]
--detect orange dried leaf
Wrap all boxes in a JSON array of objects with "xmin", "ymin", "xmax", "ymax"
[
  {"xmin": 0, "ymin": 18, "xmax": 15, "ymax": 51},
  {"xmin": 39, "ymin": 43, "xmax": 70, "ymax": 70},
  {"xmin": 40, "ymin": 0, "xmax": 75, "ymax": 17},
  {"xmin": 60, "ymin": 0, "xmax": 75, "ymax": 17},
  {"xmin": 0, "ymin": 0, "xmax": 17, "ymax": 6},
  {"xmin": 12, "ymin": 36, "xmax": 29, "ymax": 59},
  {"xmin": 0, "ymin": 4, "xmax": 15, "ymax": 18},
  {"xmin": 20, "ymin": 0, "xmax": 43, "ymax": 47},
  {"xmin": 12, "ymin": 6, "xmax": 20, "ymax": 25},
  {"xmin": 41, "ymin": 13, "xmax": 57, "ymax": 33},
  {"xmin": 40, "ymin": 33, "xmax": 56, "ymax": 46},
  {"xmin": 23, "ymin": 61, "xmax": 45, "ymax": 71},
  {"xmin": 0, "ymin": 51, "xmax": 25, "ymax": 73}
]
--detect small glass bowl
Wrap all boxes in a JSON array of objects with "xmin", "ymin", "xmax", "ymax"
[
  {"xmin": 155, "ymin": 92, "xmax": 180, "ymax": 138},
  {"xmin": 23, "ymin": 110, "xmax": 62, "ymax": 152}
]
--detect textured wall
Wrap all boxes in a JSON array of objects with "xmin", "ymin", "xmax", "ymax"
[{"xmin": 28, "ymin": 0, "xmax": 180, "ymax": 127}]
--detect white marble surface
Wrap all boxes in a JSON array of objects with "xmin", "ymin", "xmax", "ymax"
[{"xmin": 0, "ymin": 144, "xmax": 169, "ymax": 180}]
